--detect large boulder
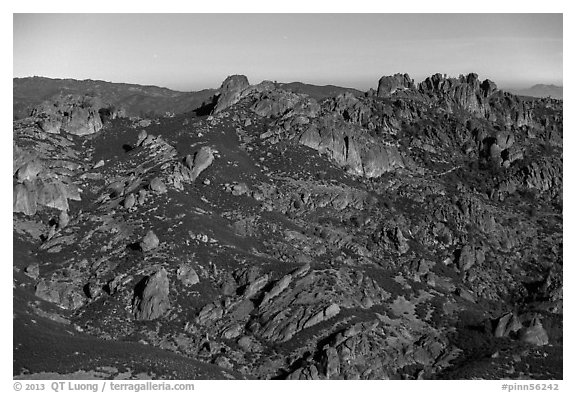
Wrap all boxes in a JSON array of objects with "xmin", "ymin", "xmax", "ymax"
[
  {"xmin": 377, "ymin": 73, "xmax": 415, "ymax": 97},
  {"xmin": 494, "ymin": 312, "xmax": 522, "ymax": 338},
  {"xmin": 36, "ymin": 179, "xmax": 71, "ymax": 211},
  {"xmin": 62, "ymin": 105, "xmax": 103, "ymax": 136},
  {"xmin": 14, "ymin": 177, "xmax": 78, "ymax": 216},
  {"xmin": 149, "ymin": 177, "xmax": 167, "ymax": 194},
  {"xmin": 212, "ymin": 75, "xmax": 250, "ymax": 114},
  {"xmin": 186, "ymin": 146, "xmax": 214, "ymax": 181},
  {"xmin": 140, "ymin": 230, "xmax": 160, "ymax": 252},
  {"xmin": 35, "ymin": 279, "xmax": 85, "ymax": 310},
  {"xmin": 13, "ymin": 140, "xmax": 83, "ymax": 216},
  {"xmin": 177, "ymin": 264, "xmax": 200, "ymax": 286},
  {"xmin": 133, "ymin": 268, "xmax": 171, "ymax": 321},
  {"xmin": 13, "ymin": 182, "xmax": 38, "ymax": 216}
]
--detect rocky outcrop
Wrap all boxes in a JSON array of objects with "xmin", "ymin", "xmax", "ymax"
[
  {"xmin": 288, "ymin": 316, "xmax": 449, "ymax": 380},
  {"xmin": 495, "ymin": 153, "xmax": 562, "ymax": 200},
  {"xmin": 195, "ymin": 266, "xmax": 389, "ymax": 345},
  {"xmin": 325, "ymin": 92, "xmax": 372, "ymax": 125},
  {"xmin": 416, "ymin": 73, "xmax": 540, "ymax": 129},
  {"xmin": 299, "ymin": 115, "xmax": 409, "ymax": 177},
  {"xmin": 418, "ymin": 73, "xmax": 492, "ymax": 115},
  {"xmin": 212, "ymin": 75, "xmax": 250, "ymax": 114},
  {"xmin": 133, "ymin": 268, "xmax": 170, "ymax": 321},
  {"xmin": 31, "ymin": 94, "xmax": 112, "ymax": 136},
  {"xmin": 522, "ymin": 158, "xmax": 563, "ymax": 195},
  {"xmin": 13, "ymin": 124, "xmax": 85, "ymax": 217},
  {"xmin": 13, "ymin": 165, "xmax": 81, "ymax": 215},
  {"xmin": 377, "ymin": 73, "xmax": 415, "ymax": 97},
  {"xmin": 250, "ymin": 88, "xmax": 321, "ymax": 119}
]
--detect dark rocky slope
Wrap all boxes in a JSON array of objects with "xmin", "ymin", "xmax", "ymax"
[{"xmin": 13, "ymin": 73, "xmax": 562, "ymax": 380}]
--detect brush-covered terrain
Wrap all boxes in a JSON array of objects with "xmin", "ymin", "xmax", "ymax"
[{"xmin": 13, "ymin": 73, "xmax": 562, "ymax": 380}]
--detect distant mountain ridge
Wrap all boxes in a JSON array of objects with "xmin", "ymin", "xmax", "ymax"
[
  {"xmin": 505, "ymin": 84, "xmax": 563, "ymax": 100},
  {"xmin": 14, "ymin": 76, "xmax": 563, "ymax": 123}
]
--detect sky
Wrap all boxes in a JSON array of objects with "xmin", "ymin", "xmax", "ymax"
[{"xmin": 13, "ymin": 13, "xmax": 563, "ymax": 91}]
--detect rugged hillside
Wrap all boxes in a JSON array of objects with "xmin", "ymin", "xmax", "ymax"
[
  {"xmin": 13, "ymin": 73, "xmax": 562, "ymax": 380},
  {"xmin": 13, "ymin": 76, "xmax": 217, "ymax": 120}
]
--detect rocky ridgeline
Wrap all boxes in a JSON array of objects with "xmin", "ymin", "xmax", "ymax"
[
  {"xmin": 13, "ymin": 72, "xmax": 562, "ymax": 379},
  {"xmin": 212, "ymin": 73, "xmax": 561, "ymax": 182}
]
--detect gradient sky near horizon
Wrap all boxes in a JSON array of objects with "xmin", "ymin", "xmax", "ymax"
[{"xmin": 13, "ymin": 13, "xmax": 562, "ymax": 91}]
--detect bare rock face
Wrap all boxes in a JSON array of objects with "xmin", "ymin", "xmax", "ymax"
[
  {"xmin": 212, "ymin": 75, "xmax": 250, "ymax": 114},
  {"xmin": 299, "ymin": 115, "xmax": 407, "ymax": 177},
  {"xmin": 377, "ymin": 73, "xmax": 415, "ymax": 97},
  {"xmin": 133, "ymin": 268, "xmax": 170, "ymax": 321}
]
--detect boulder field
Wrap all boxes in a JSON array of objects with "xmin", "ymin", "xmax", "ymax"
[{"xmin": 13, "ymin": 73, "xmax": 562, "ymax": 380}]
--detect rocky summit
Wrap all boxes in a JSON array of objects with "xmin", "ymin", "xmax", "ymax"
[{"xmin": 13, "ymin": 73, "xmax": 562, "ymax": 380}]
